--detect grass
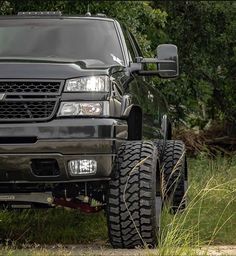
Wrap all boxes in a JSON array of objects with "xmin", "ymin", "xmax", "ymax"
[
  {"xmin": 0, "ymin": 156, "xmax": 235, "ymax": 255},
  {"xmin": 187, "ymin": 156, "xmax": 236, "ymax": 244},
  {"xmin": 158, "ymin": 155, "xmax": 236, "ymax": 256},
  {"xmin": 0, "ymin": 209, "xmax": 107, "ymax": 244},
  {"xmin": 0, "ymin": 247, "xmax": 72, "ymax": 256}
]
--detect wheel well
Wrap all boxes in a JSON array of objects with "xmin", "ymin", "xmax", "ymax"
[
  {"xmin": 156, "ymin": 160, "xmax": 161, "ymax": 196},
  {"xmin": 167, "ymin": 121, "xmax": 172, "ymax": 140},
  {"xmin": 127, "ymin": 105, "xmax": 142, "ymax": 140},
  {"xmin": 185, "ymin": 156, "xmax": 188, "ymax": 180}
]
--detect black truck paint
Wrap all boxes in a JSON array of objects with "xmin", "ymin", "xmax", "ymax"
[
  {"xmin": 0, "ymin": 15, "xmax": 170, "ymax": 185},
  {"xmin": 0, "ymin": 13, "xmax": 186, "ymax": 248}
]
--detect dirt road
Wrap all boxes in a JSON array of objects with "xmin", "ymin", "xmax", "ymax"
[
  {"xmin": 69, "ymin": 245, "xmax": 236, "ymax": 256},
  {"xmin": 9, "ymin": 244, "xmax": 236, "ymax": 256}
]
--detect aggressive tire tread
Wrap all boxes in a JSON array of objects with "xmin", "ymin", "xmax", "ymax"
[
  {"xmin": 154, "ymin": 140, "xmax": 187, "ymax": 213},
  {"xmin": 107, "ymin": 141, "xmax": 160, "ymax": 248}
]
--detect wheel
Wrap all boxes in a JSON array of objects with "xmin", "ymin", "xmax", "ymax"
[
  {"xmin": 154, "ymin": 140, "xmax": 187, "ymax": 213},
  {"xmin": 107, "ymin": 141, "xmax": 162, "ymax": 248}
]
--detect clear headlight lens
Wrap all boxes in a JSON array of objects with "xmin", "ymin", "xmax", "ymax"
[
  {"xmin": 64, "ymin": 76, "xmax": 109, "ymax": 92},
  {"xmin": 57, "ymin": 102, "xmax": 104, "ymax": 116}
]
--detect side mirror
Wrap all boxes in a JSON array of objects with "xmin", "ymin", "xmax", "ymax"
[
  {"xmin": 130, "ymin": 44, "xmax": 179, "ymax": 78},
  {"xmin": 157, "ymin": 44, "xmax": 179, "ymax": 78}
]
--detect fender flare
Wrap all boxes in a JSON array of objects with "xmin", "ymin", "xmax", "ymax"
[{"xmin": 122, "ymin": 104, "xmax": 142, "ymax": 140}]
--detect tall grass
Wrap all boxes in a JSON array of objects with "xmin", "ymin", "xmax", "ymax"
[{"xmin": 158, "ymin": 155, "xmax": 236, "ymax": 256}]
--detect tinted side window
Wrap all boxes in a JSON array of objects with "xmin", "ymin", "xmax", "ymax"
[
  {"xmin": 122, "ymin": 27, "xmax": 136, "ymax": 62},
  {"xmin": 129, "ymin": 32, "xmax": 143, "ymax": 57}
]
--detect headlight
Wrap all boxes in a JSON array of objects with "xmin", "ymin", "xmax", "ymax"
[
  {"xmin": 64, "ymin": 76, "xmax": 109, "ymax": 92},
  {"xmin": 57, "ymin": 102, "xmax": 109, "ymax": 117}
]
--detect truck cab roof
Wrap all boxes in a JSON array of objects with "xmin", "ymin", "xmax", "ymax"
[{"xmin": 0, "ymin": 13, "xmax": 117, "ymax": 22}]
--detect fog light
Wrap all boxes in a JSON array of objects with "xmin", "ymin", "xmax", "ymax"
[{"xmin": 68, "ymin": 160, "xmax": 97, "ymax": 176}]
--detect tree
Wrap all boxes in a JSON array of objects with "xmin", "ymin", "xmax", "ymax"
[{"xmin": 152, "ymin": 1, "xmax": 236, "ymax": 128}]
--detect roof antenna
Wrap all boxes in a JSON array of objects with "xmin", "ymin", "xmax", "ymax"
[{"xmin": 85, "ymin": 3, "xmax": 91, "ymax": 16}]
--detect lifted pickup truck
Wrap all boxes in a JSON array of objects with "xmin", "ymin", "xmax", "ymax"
[{"xmin": 0, "ymin": 11, "xmax": 187, "ymax": 248}]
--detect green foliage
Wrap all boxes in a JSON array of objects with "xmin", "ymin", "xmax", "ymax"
[
  {"xmin": 0, "ymin": 1, "xmax": 12, "ymax": 14},
  {"xmin": 0, "ymin": 210, "xmax": 107, "ymax": 244},
  {"xmin": 153, "ymin": 1, "xmax": 236, "ymax": 127}
]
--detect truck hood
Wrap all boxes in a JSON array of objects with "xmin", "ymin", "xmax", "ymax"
[{"xmin": 0, "ymin": 58, "xmax": 116, "ymax": 79}]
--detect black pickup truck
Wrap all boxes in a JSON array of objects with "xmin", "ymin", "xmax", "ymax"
[{"xmin": 0, "ymin": 11, "xmax": 188, "ymax": 248}]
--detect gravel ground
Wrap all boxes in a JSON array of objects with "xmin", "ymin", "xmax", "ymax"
[
  {"xmin": 12, "ymin": 244, "xmax": 236, "ymax": 256},
  {"xmin": 76, "ymin": 245, "xmax": 236, "ymax": 256},
  {"xmin": 203, "ymin": 246, "xmax": 236, "ymax": 256}
]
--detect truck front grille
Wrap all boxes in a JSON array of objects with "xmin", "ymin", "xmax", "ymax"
[
  {"xmin": 0, "ymin": 101, "xmax": 56, "ymax": 120},
  {"xmin": 0, "ymin": 80, "xmax": 64, "ymax": 122},
  {"xmin": 0, "ymin": 81, "xmax": 61, "ymax": 94}
]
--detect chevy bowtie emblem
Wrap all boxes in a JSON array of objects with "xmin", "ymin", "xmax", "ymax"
[{"xmin": 0, "ymin": 93, "xmax": 5, "ymax": 101}]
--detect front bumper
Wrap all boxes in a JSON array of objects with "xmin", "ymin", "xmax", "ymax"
[{"xmin": 0, "ymin": 118, "xmax": 128, "ymax": 183}]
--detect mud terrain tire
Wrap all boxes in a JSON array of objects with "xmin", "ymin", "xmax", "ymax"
[
  {"xmin": 107, "ymin": 141, "xmax": 161, "ymax": 248},
  {"xmin": 155, "ymin": 140, "xmax": 187, "ymax": 213}
]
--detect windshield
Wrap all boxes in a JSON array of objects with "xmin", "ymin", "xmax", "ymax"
[{"xmin": 0, "ymin": 18, "xmax": 124, "ymax": 66}]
